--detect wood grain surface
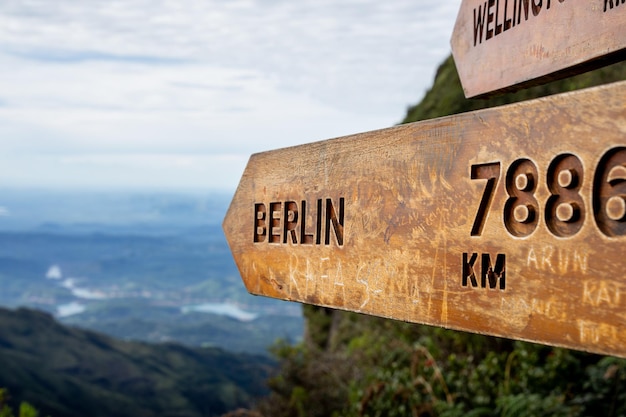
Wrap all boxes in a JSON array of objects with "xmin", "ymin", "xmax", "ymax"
[
  {"xmin": 223, "ymin": 81, "xmax": 626, "ymax": 357},
  {"xmin": 451, "ymin": 0, "xmax": 626, "ymax": 97}
]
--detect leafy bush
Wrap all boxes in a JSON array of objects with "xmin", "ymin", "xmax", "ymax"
[{"xmin": 0, "ymin": 389, "xmax": 40, "ymax": 417}]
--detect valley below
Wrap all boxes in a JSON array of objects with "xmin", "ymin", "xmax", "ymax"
[{"xmin": 0, "ymin": 189, "xmax": 304, "ymax": 355}]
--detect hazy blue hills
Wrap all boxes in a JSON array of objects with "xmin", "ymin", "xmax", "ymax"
[
  {"xmin": 0, "ymin": 189, "xmax": 303, "ymax": 354},
  {"xmin": 0, "ymin": 306, "xmax": 274, "ymax": 417},
  {"xmin": 0, "ymin": 189, "xmax": 302, "ymax": 415},
  {"xmin": 0, "ymin": 189, "xmax": 229, "ymax": 232}
]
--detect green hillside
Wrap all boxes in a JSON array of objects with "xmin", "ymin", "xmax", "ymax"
[
  {"xmin": 251, "ymin": 57, "xmax": 626, "ymax": 417},
  {"xmin": 403, "ymin": 55, "xmax": 626, "ymax": 123},
  {"xmin": 0, "ymin": 307, "xmax": 273, "ymax": 417}
]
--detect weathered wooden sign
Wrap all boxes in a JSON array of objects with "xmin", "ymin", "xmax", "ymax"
[
  {"xmin": 450, "ymin": 0, "xmax": 626, "ymax": 97},
  {"xmin": 223, "ymin": 81, "xmax": 626, "ymax": 357}
]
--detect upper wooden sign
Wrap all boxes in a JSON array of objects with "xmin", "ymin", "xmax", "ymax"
[
  {"xmin": 224, "ymin": 81, "xmax": 626, "ymax": 357},
  {"xmin": 450, "ymin": 0, "xmax": 626, "ymax": 98}
]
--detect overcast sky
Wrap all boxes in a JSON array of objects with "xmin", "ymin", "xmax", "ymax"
[{"xmin": 0, "ymin": 0, "xmax": 462, "ymax": 192}]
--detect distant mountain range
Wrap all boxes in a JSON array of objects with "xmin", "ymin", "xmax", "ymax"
[
  {"xmin": 0, "ymin": 190, "xmax": 303, "ymax": 355},
  {"xmin": 0, "ymin": 189, "xmax": 231, "ymax": 232}
]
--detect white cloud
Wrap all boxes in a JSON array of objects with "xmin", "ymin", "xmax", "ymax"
[
  {"xmin": 0, "ymin": 0, "xmax": 462, "ymax": 191},
  {"xmin": 0, "ymin": 55, "xmax": 393, "ymax": 155}
]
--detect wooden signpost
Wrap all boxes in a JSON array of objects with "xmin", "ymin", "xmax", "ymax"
[
  {"xmin": 451, "ymin": 0, "xmax": 626, "ymax": 97},
  {"xmin": 223, "ymin": 1, "xmax": 626, "ymax": 357}
]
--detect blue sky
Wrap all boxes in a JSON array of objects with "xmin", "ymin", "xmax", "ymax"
[{"xmin": 0, "ymin": 0, "xmax": 461, "ymax": 191}]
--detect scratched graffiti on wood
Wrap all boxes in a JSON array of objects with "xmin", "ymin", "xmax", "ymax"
[{"xmin": 223, "ymin": 81, "xmax": 626, "ymax": 357}]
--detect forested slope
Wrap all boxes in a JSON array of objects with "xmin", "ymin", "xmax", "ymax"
[
  {"xmin": 250, "ymin": 57, "xmax": 626, "ymax": 417},
  {"xmin": 403, "ymin": 55, "xmax": 626, "ymax": 123},
  {"xmin": 0, "ymin": 307, "xmax": 273, "ymax": 417}
]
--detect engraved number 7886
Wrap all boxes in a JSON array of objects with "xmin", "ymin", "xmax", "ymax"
[{"xmin": 470, "ymin": 148, "xmax": 626, "ymax": 238}]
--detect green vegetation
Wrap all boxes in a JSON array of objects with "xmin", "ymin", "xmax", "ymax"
[
  {"xmin": 256, "ymin": 308, "xmax": 626, "ymax": 417},
  {"xmin": 403, "ymin": 56, "xmax": 626, "ymax": 123},
  {"xmin": 0, "ymin": 307, "xmax": 274, "ymax": 417},
  {"xmin": 0, "ymin": 388, "xmax": 41, "ymax": 417},
  {"xmin": 250, "ymin": 57, "xmax": 626, "ymax": 416}
]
